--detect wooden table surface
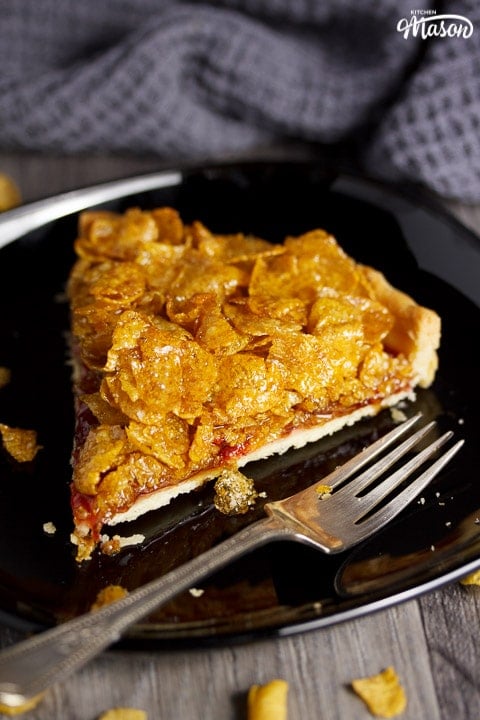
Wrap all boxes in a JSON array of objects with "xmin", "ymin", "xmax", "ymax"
[{"xmin": 0, "ymin": 152, "xmax": 479, "ymax": 720}]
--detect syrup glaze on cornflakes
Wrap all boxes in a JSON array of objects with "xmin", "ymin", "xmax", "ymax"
[{"xmin": 69, "ymin": 207, "xmax": 415, "ymax": 559}]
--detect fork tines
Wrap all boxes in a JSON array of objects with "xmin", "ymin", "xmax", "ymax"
[{"xmin": 325, "ymin": 413, "xmax": 464, "ymax": 534}]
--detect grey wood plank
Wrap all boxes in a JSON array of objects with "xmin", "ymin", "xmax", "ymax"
[
  {"xmin": 3, "ymin": 600, "xmax": 441, "ymax": 720},
  {"xmin": 418, "ymin": 199, "xmax": 480, "ymax": 720},
  {"xmin": 419, "ymin": 584, "xmax": 480, "ymax": 720}
]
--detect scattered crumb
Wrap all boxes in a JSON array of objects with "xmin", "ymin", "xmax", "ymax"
[
  {"xmin": 91, "ymin": 585, "xmax": 129, "ymax": 612},
  {"xmin": 189, "ymin": 587, "xmax": 205, "ymax": 598},
  {"xmin": 0, "ymin": 692, "xmax": 45, "ymax": 716},
  {"xmin": 100, "ymin": 535, "xmax": 122, "ymax": 556},
  {"xmin": 0, "ymin": 423, "xmax": 42, "ymax": 462},
  {"xmin": 351, "ymin": 666, "xmax": 407, "ymax": 718},
  {"xmin": 0, "ymin": 173, "xmax": 21, "ymax": 212},
  {"xmin": 390, "ymin": 407, "xmax": 407, "ymax": 423},
  {"xmin": 214, "ymin": 469, "xmax": 258, "ymax": 515},
  {"xmin": 100, "ymin": 533, "xmax": 145, "ymax": 555},
  {"xmin": 0, "ymin": 366, "xmax": 11, "ymax": 389},
  {"xmin": 42, "ymin": 521, "xmax": 56, "ymax": 535},
  {"xmin": 316, "ymin": 484, "xmax": 332, "ymax": 499},
  {"xmin": 458, "ymin": 417, "xmax": 464, "ymax": 425},
  {"xmin": 459, "ymin": 569, "xmax": 480, "ymax": 587},
  {"xmin": 248, "ymin": 679, "xmax": 289, "ymax": 720},
  {"xmin": 445, "ymin": 521, "xmax": 452, "ymax": 527},
  {"xmin": 430, "ymin": 545, "xmax": 436, "ymax": 551},
  {"xmin": 97, "ymin": 709, "xmax": 147, "ymax": 720},
  {"xmin": 417, "ymin": 497, "xmax": 425, "ymax": 505}
]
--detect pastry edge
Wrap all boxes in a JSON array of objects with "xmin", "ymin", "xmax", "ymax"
[{"xmin": 106, "ymin": 388, "xmax": 415, "ymax": 526}]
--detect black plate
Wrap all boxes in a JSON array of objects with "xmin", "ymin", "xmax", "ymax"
[{"xmin": 0, "ymin": 160, "xmax": 479, "ymax": 646}]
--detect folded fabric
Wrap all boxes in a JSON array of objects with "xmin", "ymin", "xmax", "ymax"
[{"xmin": 0, "ymin": 0, "xmax": 478, "ymax": 201}]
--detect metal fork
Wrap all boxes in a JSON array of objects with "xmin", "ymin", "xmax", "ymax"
[{"xmin": 0, "ymin": 414, "xmax": 463, "ymax": 710}]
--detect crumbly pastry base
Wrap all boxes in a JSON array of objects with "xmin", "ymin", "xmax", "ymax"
[
  {"xmin": 68, "ymin": 207, "xmax": 441, "ymax": 560},
  {"xmin": 107, "ymin": 387, "xmax": 414, "ymax": 526}
]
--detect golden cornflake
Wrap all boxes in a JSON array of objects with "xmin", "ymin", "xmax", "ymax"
[
  {"xmin": 248, "ymin": 679, "xmax": 289, "ymax": 720},
  {"xmin": 351, "ymin": 666, "xmax": 407, "ymax": 718},
  {"xmin": 0, "ymin": 366, "xmax": 11, "ymax": 389},
  {"xmin": 0, "ymin": 173, "xmax": 21, "ymax": 212},
  {"xmin": 316, "ymin": 484, "xmax": 332, "ymax": 499},
  {"xmin": 459, "ymin": 569, "xmax": 480, "ymax": 586},
  {"xmin": 0, "ymin": 423, "xmax": 41, "ymax": 462},
  {"xmin": 97, "ymin": 709, "xmax": 147, "ymax": 720}
]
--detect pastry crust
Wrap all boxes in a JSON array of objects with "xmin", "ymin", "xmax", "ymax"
[
  {"xmin": 67, "ymin": 207, "xmax": 441, "ymax": 560},
  {"xmin": 358, "ymin": 265, "xmax": 440, "ymax": 388}
]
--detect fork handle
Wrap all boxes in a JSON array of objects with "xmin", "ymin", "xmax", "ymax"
[{"xmin": 0, "ymin": 515, "xmax": 290, "ymax": 709}]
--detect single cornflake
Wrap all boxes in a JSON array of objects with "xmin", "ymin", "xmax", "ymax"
[
  {"xmin": 351, "ymin": 666, "xmax": 407, "ymax": 718},
  {"xmin": 459, "ymin": 569, "xmax": 480, "ymax": 587},
  {"xmin": 0, "ymin": 367, "xmax": 11, "ymax": 389},
  {"xmin": 316, "ymin": 484, "xmax": 332, "ymax": 499},
  {"xmin": 247, "ymin": 679, "xmax": 289, "ymax": 720},
  {"xmin": 0, "ymin": 423, "xmax": 41, "ymax": 462},
  {"xmin": 0, "ymin": 173, "xmax": 21, "ymax": 211},
  {"xmin": 97, "ymin": 709, "xmax": 147, "ymax": 720}
]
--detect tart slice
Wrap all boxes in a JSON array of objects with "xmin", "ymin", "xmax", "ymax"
[{"xmin": 67, "ymin": 207, "xmax": 440, "ymax": 561}]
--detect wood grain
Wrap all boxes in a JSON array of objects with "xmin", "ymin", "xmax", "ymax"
[{"xmin": 0, "ymin": 152, "xmax": 479, "ymax": 720}]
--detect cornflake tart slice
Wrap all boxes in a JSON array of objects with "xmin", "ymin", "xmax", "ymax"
[{"xmin": 67, "ymin": 207, "xmax": 440, "ymax": 561}]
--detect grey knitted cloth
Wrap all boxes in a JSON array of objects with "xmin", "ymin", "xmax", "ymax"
[{"xmin": 0, "ymin": 0, "xmax": 479, "ymax": 201}]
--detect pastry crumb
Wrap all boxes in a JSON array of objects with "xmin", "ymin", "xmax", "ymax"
[
  {"xmin": 189, "ymin": 587, "xmax": 204, "ymax": 598},
  {"xmin": 390, "ymin": 407, "xmax": 407, "ymax": 423},
  {"xmin": 42, "ymin": 521, "xmax": 56, "ymax": 535},
  {"xmin": 100, "ymin": 533, "xmax": 145, "ymax": 555},
  {"xmin": 351, "ymin": 666, "xmax": 407, "ymax": 717},
  {"xmin": 91, "ymin": 584, "xmax": 129, "ymax": 611},
  {"xmin": 316, "ymin": 484, "xmax": 332, "ymax": 499}
]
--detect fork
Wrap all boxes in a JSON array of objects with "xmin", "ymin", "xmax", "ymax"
[{"xmin": 0, "ymin": 413, "xmax": 463, "ymax": 710}]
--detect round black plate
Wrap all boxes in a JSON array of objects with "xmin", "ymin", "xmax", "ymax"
[{"xmin": 0, "ymin": 160, "xmax": 479, "ymax": 646}]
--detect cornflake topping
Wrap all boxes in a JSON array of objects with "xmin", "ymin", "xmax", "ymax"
[{"xmin": 68, "ymin": 206, "xmax": 433, "ymax": 560}]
